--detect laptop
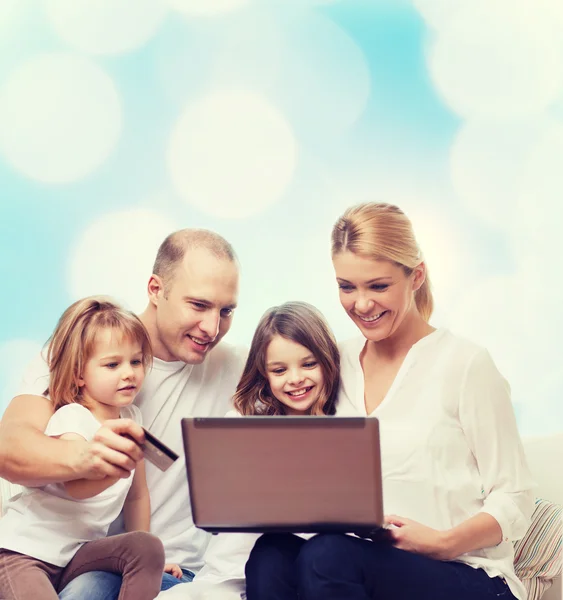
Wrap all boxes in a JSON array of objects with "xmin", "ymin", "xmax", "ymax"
[{"xmin": 181, "ymin": 416, "xmax": 384, "ymax": 534}]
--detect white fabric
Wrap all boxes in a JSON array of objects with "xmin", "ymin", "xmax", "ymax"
[
  {"xmin": 337, "ymin": 328, "xmax": 536, "ymax": 600},
  {"xmin": 521, "ymin": 434, "xmax": 563, "ymax": 504},
  {"xmin": 15, "ymin": 342, "xmax": 247, "ymax": 571},
  {"xmin": 157, "ymin": 579, "xmax": 245, "ymax": 600},
  {"xmin": 189, "ymin": 533, "xmax": 254, "ymax": 598},
  {"xmin": 0, "ymin": 403, "xmax": 140, "ymax": 567}
]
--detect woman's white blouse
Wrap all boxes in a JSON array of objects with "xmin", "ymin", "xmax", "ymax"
[{"xmin": 337, "ymin": 328, "xmax": 535, "ymax": 600}]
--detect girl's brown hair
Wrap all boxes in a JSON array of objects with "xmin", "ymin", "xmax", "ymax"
[
  {"xmin": 45, "ymin": 296, "xmax": 152, "ymax": 410},
  {"xmin": 331, "ymin": 202, "xmax": 434, "ymax": 321},
  {"xmin": 233, "ymin": 301, "xmax": 340, "ymax": 416}
]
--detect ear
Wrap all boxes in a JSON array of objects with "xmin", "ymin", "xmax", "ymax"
[
  {"xmin": 76, "ymin": 375, "xmax": 85, "ymax": 388},
  {"xmin": 147, "ymin": 274, "xmax": 165, "ymax": 307},
  {"xmin": 411, "ymin": 262, "xmax": 426, "ymax": 292}
]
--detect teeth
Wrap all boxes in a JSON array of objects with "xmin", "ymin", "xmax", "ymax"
[
  {"xmin": 356, "ymin": 311, "xmax": 384, "ymax": 322},
  {"xmin": 287, "ymin": 387, "xmax": 310, "ymax": 396},
  {"xmin": 188, "ymin": 335, "xmax": 211, "ymax": 345}
]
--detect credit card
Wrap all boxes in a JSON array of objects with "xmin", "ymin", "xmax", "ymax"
[{"xmin": 142, "ymin": 427, "xmax": 179, "ymax": 471}]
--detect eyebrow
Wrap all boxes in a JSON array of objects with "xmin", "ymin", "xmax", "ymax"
[
  {"xmin": 267, "ymin": 355, "xmax": 316, "ymax": 367},
  {"xmin": 100, "ymin": 351, "xmax": 142, "ymax": 360},
  {"xmin": 184, "ymin": 297, "xmax": 238, "ymax": 310},
  {"xmin": 336, "ymin": 277, "xmax": 392, "ymax": 284}
]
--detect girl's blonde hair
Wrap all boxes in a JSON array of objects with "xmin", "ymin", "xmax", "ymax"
[
  {"xmin": 233, "ymin": 302, "xmax": 340, "ymax": 416},
  {"xmin": 331, "ymin": 202, "xmax": 433, "ymax": 321},
  {"xmin": 45, "ymin": 296, "xmax": 152, "ymax": 410}
]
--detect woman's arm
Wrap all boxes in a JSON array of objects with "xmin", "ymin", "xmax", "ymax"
[
  {"xmin": 123, "ymin": 459, "xmax": 150, "ymax": 532},
  {"xmin": 459, "ymin": 348, "xmax": 536, "ymax": 543},
  {"xmin": 379, "ymin": 348, "xmax": 535, "ymax": 560},
  {"xmin": 441, "ymin": 512, "xmax": 502, "ymax": 557},
  {"xmin": 383, "ymin": 512, "xmax": 502, "ymax": 560}
]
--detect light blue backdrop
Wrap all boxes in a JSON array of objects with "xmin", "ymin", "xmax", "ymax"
[{"xmin": 1, "ymin": 0, "xmax": 561, "ymax": 436}]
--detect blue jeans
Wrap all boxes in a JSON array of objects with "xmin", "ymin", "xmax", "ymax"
[
  {"xmin": 161, "ymin": 568, "xmax": 195, "ymax": 591},
  {"xmin": 245, "ymin": 533, "xmax": 518, "ymax": 600},
  {"xmin": 58, "ymin": 568, "xmax": 195, "ymax": 599}
]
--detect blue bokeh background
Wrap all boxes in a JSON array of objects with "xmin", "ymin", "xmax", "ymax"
[{"xmin": 1, "ymin": 0, "xmax": 561, "ymax": 436}]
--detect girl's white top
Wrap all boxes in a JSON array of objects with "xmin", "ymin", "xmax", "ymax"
[
  {"xmin": 0, "ymin": 403, "xmax": 141, "ymax": 567},
  {"xmin": 337, "ymin": 328, "xmax": 535, "ymax": 600}
]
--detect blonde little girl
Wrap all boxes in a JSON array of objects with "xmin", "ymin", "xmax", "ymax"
[{"xmin": 0, "ymin": 296, "xmax": 179, "ymax": 600}]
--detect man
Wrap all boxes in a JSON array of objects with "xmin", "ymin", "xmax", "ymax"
[{"xmin": 0, "ymin": 229, "xmax": 246, "ymax": 598}]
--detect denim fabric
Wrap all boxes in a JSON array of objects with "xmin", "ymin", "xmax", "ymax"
[
  {"xmin": 161, "ymin": 568, "xmax": 195, "ymax": 591},
  {"xmin": 58, "ymin": 571, "xmax": 121, "ymax": 600},
  {"xmin": 246, "ymin": 533, "xmax": 517, "ymax": 600},
  {"xmin": 58, "ymin": 567, "xmax": 195, "ymax": 598}
]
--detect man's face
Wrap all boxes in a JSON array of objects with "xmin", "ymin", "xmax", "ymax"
[{"xmin": 152, "ymin": 247, "xmax": 239, "ymax": 364}]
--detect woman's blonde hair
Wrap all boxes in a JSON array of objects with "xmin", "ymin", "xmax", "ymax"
[
  {"xmin": 331, "ymin": 203, "xmax": 433, "ymax": 321},
  {"xmin": 45, "ymin": 296, "xmax": 152, "ymax": 410},
  {"xmin": 233, "ymin": 302, "xmax": 340, "ymax": 416}
]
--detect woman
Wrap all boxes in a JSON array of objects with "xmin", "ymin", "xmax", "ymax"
[{"xmin": 245, "ymin": 202, "xmax": 535, "ymax": 600}]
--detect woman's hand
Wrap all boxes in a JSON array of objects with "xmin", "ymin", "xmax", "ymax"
[
  {"xmin": 164, "ymin": 563, "xmax": 183, "ymax": 579},
  {"xmin": 384, "ymin": 515, "xmax": 453, "ymax": 561}
]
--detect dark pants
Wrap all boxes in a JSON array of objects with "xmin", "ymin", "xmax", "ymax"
[
  {"xmin": 245, "ymin": 533, "xmax": 518, "ymax": 600},
  {"xmin": 0, "ymin": 532, "xmax": 165, "ymax": 600}
]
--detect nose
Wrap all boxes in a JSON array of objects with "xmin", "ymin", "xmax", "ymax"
[
  {"xmin": 287, "ymin": 368, "xmax": 305, "ymax": 386},
  {"xmin": 199, "ymin": 310, "xmax": 221, "ymax": 340},
  {"xmin": 354, "ymin": 293, "xmax": 374, "ymax": 314},
  {"xmin": 122, "ymin": 363, "xmax": 134, "ymax": 380}
]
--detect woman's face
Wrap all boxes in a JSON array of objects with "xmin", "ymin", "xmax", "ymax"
[
  {"xmin": 332, "ymin": 251, "xmax": 424, "ymax": 343},
  {"xmin": 265, "ymin": 335, "xmax": 324, "ymax": 415}
]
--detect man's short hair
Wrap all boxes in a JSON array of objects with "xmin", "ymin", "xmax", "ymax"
[{"xmin": 152, "ymin": 229, "xmax": 237, "ymax": 294}]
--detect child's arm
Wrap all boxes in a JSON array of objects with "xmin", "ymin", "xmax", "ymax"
[
  {"xmin": 123, "ymin": 458, "xmax": 183, "ymax": 579},
  {"xmin": 123, "ymin": 458, "xmax": 150, "ymax": 532},
  {"xmin": 60, "ymin": 433, "xmax": 120, "ymax": 499}
]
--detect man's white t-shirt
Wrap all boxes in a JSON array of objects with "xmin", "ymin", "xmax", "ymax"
[
  {"xmin": 0, "ymin": 403, "xmax": 140, "ymax": 567},
  {"xmin": 16, "ymin": 342, "xmax": 247, "ymax": 572},
  {"xmin": 337, "ymin": 328, "xmax": 535, "ymax": 600}
]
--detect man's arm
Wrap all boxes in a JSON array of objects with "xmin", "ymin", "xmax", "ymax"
[
  {"xmin": 0, "ymin": 394, "xmax": 145, "ymax": 487},
  {"xmin": 58, "ymin": 433, "xmax": 120, "ymax": 499}
]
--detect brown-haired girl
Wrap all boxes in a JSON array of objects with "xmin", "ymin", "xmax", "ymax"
[
  {"xmin": 233, "ymin": 300, "xmax": 340, "ymax": 417},
  {"xmin": 189, "ymin": 301, "xmax": 340, "ymax": 596},
  {"xmin": 0, "ymin": 296, "xmax": 178, "ymax": 599}
]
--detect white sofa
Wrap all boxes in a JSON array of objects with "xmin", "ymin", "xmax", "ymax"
[
  {"xmin": 519, "ymin": 434, "xmax": 562, "ymax": 600},
  {"xmin": 1, "ymin": 434, "xmax": 561, "ymax": 600}
]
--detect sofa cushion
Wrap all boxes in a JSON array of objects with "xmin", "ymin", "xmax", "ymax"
[{"xmin": 514, "ymin": 498, "xmax": 562, "ymax": 600}]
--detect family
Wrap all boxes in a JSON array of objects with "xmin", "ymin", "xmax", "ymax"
[{"xmin": 0, "ymin": 202, "xmax": 535, "ymax": 600}]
